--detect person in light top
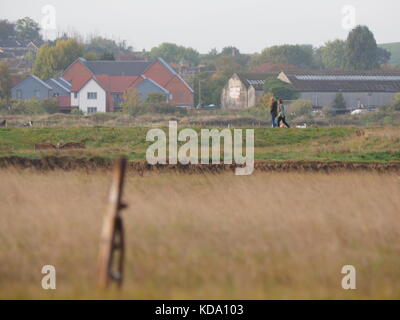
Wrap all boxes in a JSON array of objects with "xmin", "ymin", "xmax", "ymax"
[{"xmin": 277, "ymin": 98, "xmax": 290, "ymax": 128}]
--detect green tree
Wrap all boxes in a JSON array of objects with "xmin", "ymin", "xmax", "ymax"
[
  {"xmin": 214, "ymin": 56, "xmax": 242, "ymax": 78},
  {"xmin": 345, "ymin": 25, "xmax": 379, "ymax": 70},
  {"xmin": 333, "ymin": 93, "xmax": 346, "ymax": 109},
  {"xmin": 33, "ymin": 45, "xmax": 57, "ymax": 80},
  {"xmin": 252, "ymin": 44, "xmax": 315, "ymax": 69},
  {"xmin": 99, "ymin": 51, "xmax": 115, "ymax": 61},
  {"xmin": 376, "ymin": 47, "xmax": 391, "ymax": 66},
  {"xmin": 192, "ymin": 72, "xmax": 228, "ymax": 107},
  {"xmin": 0, "ymin": 19, "xmax": 16, "ymax": 40},
  {"xmin": 149, "ymin": 43, "xmax": 200, "ymax": 65},
  {"xmin": 15, "ymin": 17, "xmax": 41, "ymax": 42},
  {"xmin": 264, "ymin": 77, "xmax": 298, "ymax": 100},
  {"xmin": 33, "ymin": 39, "xmax": 84, "ymax": 79},
  {"xmin": 220, "ymin": 46, "xmax": 250, "ymax": 68},
  {"xmin": 54, "ymin": 39, "xmax": 84, "ymax": 71},
  {"xmin": 317, "ymin": 39, "xmax": 346, "ymax": 70},
  {"xmin": 290, "ymin": 99, "xmax": 313, "ymax": 117},
  {"xmin": 255, "ymin": 93, "xmax": 274, "ymax": 109},
  {"xmin": 0, "ymin": 62, "xmax": 12, "ymax": 102},
  {"xmin": 83, "ymin": 51, "xmax": 98, "ymax": 60},
  {"xmin": 85, "ymin": 36, "xmax": 132, "ymax": 55},
  {"xmin": 121, "ymin": 87, "xmax": 142, "ymax": 114},
  {"xmin": 42, "ymin": 98, "xmax": 59, "ymax": 114}
]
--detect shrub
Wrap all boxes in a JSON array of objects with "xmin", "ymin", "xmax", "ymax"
[
  {"xmin": 392, "ymin": 93, "xmax": 400, "ymax": 111},
  {"xmin": 145, "ymin": 103, "xmax": 188, "ymax": 115},
  {"xmin": 255, "ymin": 93, "xmax": 274, "ymax": 110},
  {"xmin": 145, "ymin": 93, "xmax": 166, "ymax": 105},
  {"xmin": 322, "ymin": 105, "xmax": 334, "ymax": 117},
  {"xmin": 121, "ymin": 87, "xmax": 141, "ymax": 114},
  {"xmin": 10, "ymin": 99, "xmax": 44, "ymax": 114},
  {"xmin": 289, "ymin": 99, "xmax": 313, "ymax": 117},
  {"xmin": 0, "ymin": 99, "xmax": 11, "ymax": 114},
  {"xmin": 42, "ymin": 98, "xmax": 60, "ymax": 114},
  {"xmin": 5, "ymin": 98, "xmax": 59, "ymax": 115},
  {"xmin": 70, "ymin": 108, "xmax": 84, "ymax": 115}
]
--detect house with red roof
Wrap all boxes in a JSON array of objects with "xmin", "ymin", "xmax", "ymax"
[{"xmin": 62, "ymin": 57, "xmax": 194, "ymax": 113}]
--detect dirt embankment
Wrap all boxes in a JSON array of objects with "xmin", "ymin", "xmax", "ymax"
[{"xmin": 1, "ymin": 156, "xmax": 400, "ymax": 173}]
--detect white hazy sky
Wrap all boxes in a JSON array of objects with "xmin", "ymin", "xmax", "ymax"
[{"xmin": 0, "ymin": 0, "xmax": 399, "ymax": 53}]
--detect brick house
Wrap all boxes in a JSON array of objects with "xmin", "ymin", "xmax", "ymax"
[{"xmin": 62, "ymin": 57, "xmax": 194, "ymax": 113}]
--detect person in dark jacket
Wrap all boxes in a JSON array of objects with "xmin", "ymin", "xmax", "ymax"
[{"xmin": 270, "ymin": 97, "xmax": 278, "ymax": 127}]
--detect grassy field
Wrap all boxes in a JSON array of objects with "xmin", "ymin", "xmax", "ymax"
[
  {"xmin": 1, "ymin": 126, "xmax": 400, "ymax": 162},
  {"xmin": 0, "ymin": 170, "xmax": 400, "ymax": 299}
]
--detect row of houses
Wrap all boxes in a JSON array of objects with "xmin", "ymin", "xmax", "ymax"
[
  {"xmin": 221, "ymin": 70, "xmax": 400, "ymax": 109},
  {"xmin": 0, "ymin": 39, "xmax": 40, "ymax": 74},
  {"xmin": 11, "ymin": 57, "xmax": 194, "ymax": 112},
  {"xmin": 10, "ymin": 58, "xmax": 400, "ymax": 112}
]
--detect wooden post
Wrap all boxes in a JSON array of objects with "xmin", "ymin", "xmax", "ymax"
[{"xmin": 97, "ymin": 158, "xmax": 128, "ymax": 290}]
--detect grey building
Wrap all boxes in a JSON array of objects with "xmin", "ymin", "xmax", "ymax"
[
  {"xmin": 12, "ymin": 75, "xmax": 54, "ymax": 100},
  {"xmin": 134, "ymin": 78, "xmax": 170, "ymax": 102},
  {"xmin": 11, "ymin": 75, "xmax": 71, "ymax": 111},
  {"xmin": 221, "ymin": 70, "xmax": 400, "ymax": 110},
  {"xmin": 45, "ymin": 78, "xmax": 72, "ymax": 97},
  {"xmin": 278, "ymin": 70, "xmax": 400, "ymax": 109}
]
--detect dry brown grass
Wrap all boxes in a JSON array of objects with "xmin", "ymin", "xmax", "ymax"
[{"xmin": 0, "ymin": 169, "xmax": 400, "ymax": 299}]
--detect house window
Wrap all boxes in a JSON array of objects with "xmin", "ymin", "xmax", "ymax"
[
  {"xmin": 87, "ymin": 92, "xmax": 97, "ymax": 99},
  {"xmin": 16, "ymin": 89, "xmax": 22, "ymax": 99},
  {"xmin": 74, "ymin": 92, "xmax": 78, "ymax": 99},
  {"xmin": 34, "ymin": 89, "xmax": 40, "ymax": 98},
  {"xmin": 87, "ymin": 107, "xmax": 97, "ymax": 114}
]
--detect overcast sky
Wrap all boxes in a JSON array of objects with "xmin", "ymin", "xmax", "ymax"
[{"xmin": 0, "ymin": 0, "xmax": 399, "ymax": 53}]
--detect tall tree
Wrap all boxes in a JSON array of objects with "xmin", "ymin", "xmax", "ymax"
[
  {"xmin": 345, "ymin": 25, "xmax": 379, "ymax": 70},
  {"xmin": 53, "ymin": 39, "xmax": 84, "ymax": 71},
  {"xmin": 0, "ymin": 19, "xmax": 16, "ymax": 40},
  {"xmin": 0, "ymin": 62, "xmax": 12, "ymax": 102},
  {"xmin": 33, "ymin": 45, "xmax": 57, "ymax": 80},
  {"xmin": 33, "ymin": 39, "xmax": 84, "ymax": 79},
  {"xmin": 333, "ymin": 93, "xmax": 346, "ymax": 109},
  {"xmin": 317, "ymin": 39, "xmax": 346, "ymax": 70},
  {"xmin": 214, "ymin": 56, "xmax": 242, "ymax": 78},
  {"xmin": 220, "ymin": 46, "xmax": 250, "ymax": 68},
  {"xmin": 15, "ymin": 17, "xmax": 42, "ymax": 42}
]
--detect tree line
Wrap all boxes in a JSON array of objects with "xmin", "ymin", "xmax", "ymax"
[{"xmin": 0, "ymin": 16, "xmax": 396, "ymax": 107}]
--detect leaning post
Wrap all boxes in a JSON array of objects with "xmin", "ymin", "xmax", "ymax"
[{"xmin": 97, "ymin": 157, "xmax": 128, "ymax": 290}]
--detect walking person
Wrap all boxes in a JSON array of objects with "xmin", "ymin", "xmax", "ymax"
[
  {"xmin": 277, "ymin": 99, "xmax": 290, "ymax": 128},
  {"xmin": 270, "ymin": 97, "xmax": 278, "ymax": 128}
]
